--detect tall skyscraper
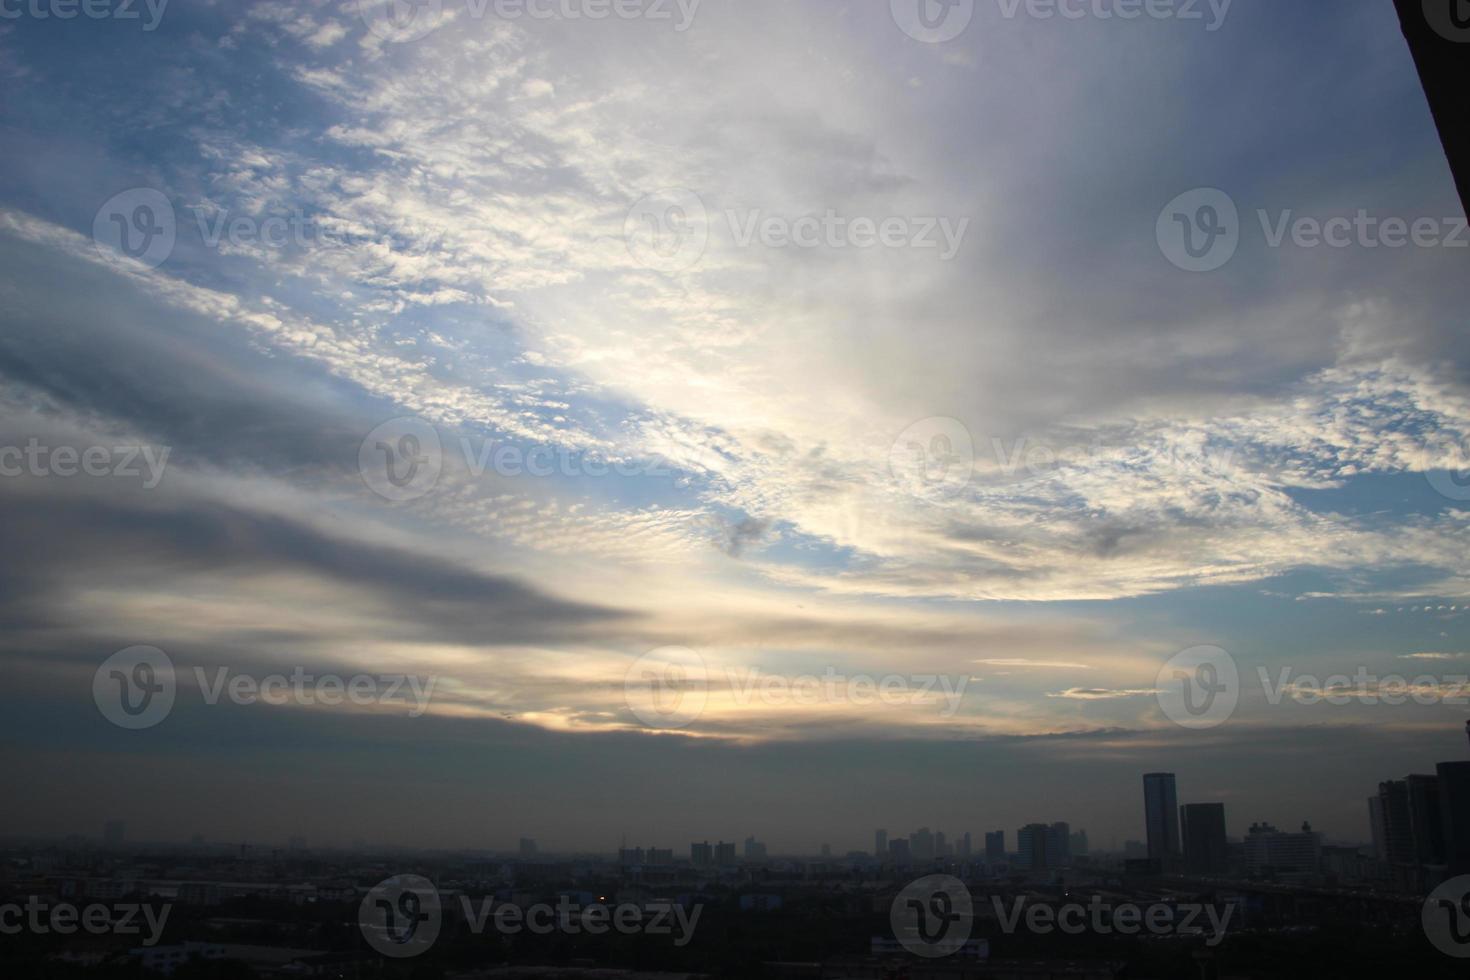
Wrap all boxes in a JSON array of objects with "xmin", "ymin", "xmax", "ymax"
[
  {"xmin": 1047, "ymin": 822, "xmax": 1071, "ymax": 867},
  {"xmin": 910, "ymin": 827, "xmax": 935, "ymax": 862},
  {"xmin": 1438, "ymin": 760, "xmax": 1470, "ymax": 874},
  {"xmin": 1406, "ymin": 774, "xmax": 1446, "ymax": 865},
  {"xmin": 960, "ymin": 831, "xmax": 972, "ymax": 860},
  {"xmin": 1375, "ymin": 780, "xmax": 1414, "ymax": 864},
  {"xmin": 1017, "ymin": 823, "xmax": 1051, "ymax": 871},
  {"xmin": 1180, "ymin": 803, "xmax": 1228, "ymax": 875},
  {"xmin": 985, "ymin": 830, "xmax": 1005, "ymax": 863},
  {"xmin": 1143, "ymin": 773, "xmax": 1181, "ymax": 861},
  {"xmin": 691, "ymin": 840, "xmax": 712, "ymax": 867},
  {"xmin": 1368, "ymin": 793, "xmax": 1388, "ymax": 861},
  {"xmin": 874, "ymin": 828, "xmax": 888, "ymax": 859}
]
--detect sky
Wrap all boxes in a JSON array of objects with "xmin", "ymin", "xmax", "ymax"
[{"xmin": 1, "ymin": 0, "xmax": 1469, "ymax": 854}]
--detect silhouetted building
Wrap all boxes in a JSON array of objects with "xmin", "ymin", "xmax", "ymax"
[
  {"xmin": 1069, "ymin": 829, "xmax": 1089, "ymax": 857},
  {"xmin": 1374, "ymin": 780, "xmax": 1414, "ymax": 864},
  {"xmin": 715, "ymin": 841, "xmax": 736, "ymax": 866},
  {"xmin": 1143, "ymin": 773, "xmax": 1181, "ymax": 863},
  {"xmin": 518, "ymin": 837, "xmax": 538, "ymax": 858},
  {"xmin": 1244, "ymin": 821, "xmax": 1321, "ymax": 878},
  {"xmin": 1373, "ymin": 776, "xmax": 1446, "ymax": 870},
  {"xmin": 910, "ymin": 827, "xmax": 934, "ymax": 862},
  {"xmin": 1439, "ymin": 760, "xmax": 1470, "ymax": 874},
  {"xmin": 1047, "ymin": 822, "xmax": 1071, "ymax": 867},
  {"xmin": 874, "ymin": 829, "xmax": 887, "ymax": 859},
  {"xmin": 1368, "ymin": 793, "xmax": 1388, "ymax": 862},
  {"xmin": 1017, "ymin": 823, "xmax": 1052, "ymax": 871},
  {"xmin": 1407, "ymin": 774, "xmax": 1447, "ymax": 865},
  {"xmin": 743, "ymin": 836, "xmax": 767, "ymax": 862},
  {"xmin": 889, "ymin": 838, "xmax": 911, "ymax": 865},
  {"xmin": 985, "ymin": 830, "xmax": 1004, "ymax": 863},
  {"xmin": 691, "ymin": 841, "xmax": 712, "ymax": 867},
  {"xmin": 1181, "ymin": 803, "xmax": 1228, "ymax": 876}
]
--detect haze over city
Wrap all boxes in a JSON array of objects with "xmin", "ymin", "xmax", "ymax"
[{"xmin": 2, "ymin": 0, "xmax": 1470, "ymax": 908}]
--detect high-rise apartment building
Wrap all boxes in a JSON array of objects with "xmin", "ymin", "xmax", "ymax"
[
  {"xmin": 1181, "ymin": 803, "xmax": 1228, "ymax": 875},
  {"xmin": 1143, "ymin": 773, "xmax": 1181, "ymax": 861}
]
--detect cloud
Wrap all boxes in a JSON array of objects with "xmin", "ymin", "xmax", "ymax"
[{"xmin": 1047, "ymin": 688, "xmax": 1157, "ymax": 701}]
